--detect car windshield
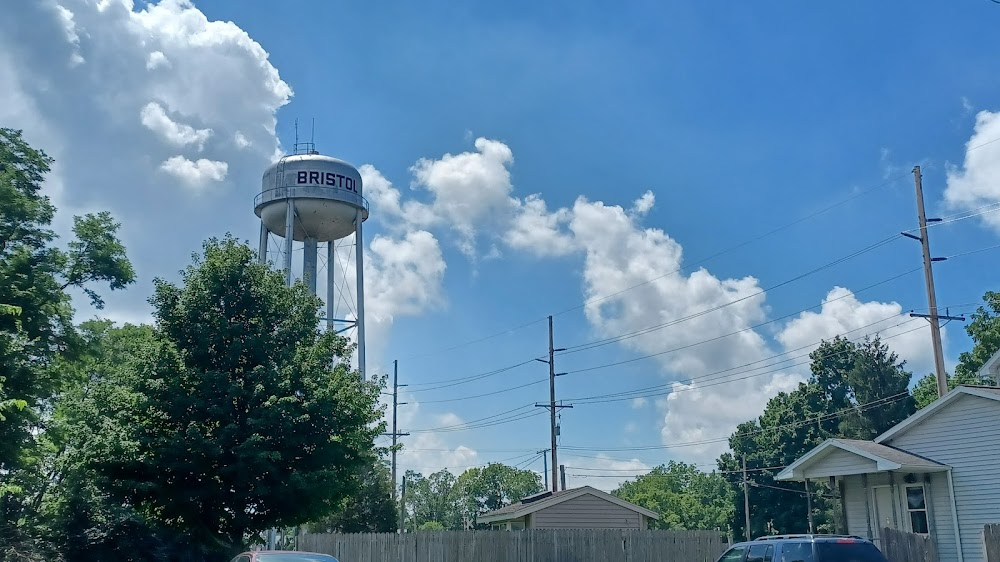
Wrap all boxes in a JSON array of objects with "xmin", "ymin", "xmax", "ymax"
[
  {"xmin": 256, "ymin": 555, "xmax": 338, "ymax": 562},
  {"xmin": 815, "ymin": 541, "xmax": 887, "ymax": 562}
]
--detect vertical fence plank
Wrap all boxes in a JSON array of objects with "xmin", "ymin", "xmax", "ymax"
[
  {"xmin": 985, "ymin": 524, "xmax": 1000, "ymax": 562},
  {"xmin": 880, "ymin": 527, "xmax": 939, "ymax": 562}
]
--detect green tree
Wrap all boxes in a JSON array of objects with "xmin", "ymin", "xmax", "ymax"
[
  {"xmin": 718, "ymin": 336, "xmax": 915, "ymax": 539},
  {"xmin": 453, "ymin": 463, "xmax": 543, "ymax": 527},
  {"xmin": 838, "ymin": 337, "xmax": 916, "ymax": 439},
  {"xmin": 0, "ymin": 128, "xmax": 134, "ymax": 559},
  {"xmin": 403, "ymin": 469, "xmax": 462, "ymax": 530},
  {"xmin": 911, "ymin": 370, "xmax": 984, "ymax": 409},
  {"xmin": 956, "ymin": 291, "xmax": 1000, "ymax": 380},
  {"xmin": 912, "ymin": 291, "xmax": 1000, "ymax": 409},
  {"xmin": 308, "ymin": 460, "xmax": 397, "ymax": 533},
  {"xmin": 612, "ymin": 461, "xmax": 732, "ymax": 530},
  {"xmin": 80, "ymin": 236, "xmax": 385, "ymax": 556},
  {"xmin": 0, "ymin": 128, "xmax": 134, "ymax": 470}
]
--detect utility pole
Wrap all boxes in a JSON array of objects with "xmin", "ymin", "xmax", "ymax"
[
  {"xmin": 535, "ymin": 315, "xmax": 571, "ymax": 491},
  {"xmin": 805, "ymin": 479, "xmax": 814, "ymax": 534},
  {"xmin": 384, "ymin": 360, "xmax": 409, "ymax": 504},
  {"xmin": 742, "ymin": 454, "xmax": 751, "ymax": 541},
  {"xmin": 559, "ymin": 464, "xmax": 567, "ymax": 491},
  {"xmin": 537, "ymin": 448, "xmax": 551, "ymax": 491},
  {"xmin": 903, "ymin": 166, "xmax": 965, "ymax": 398},
  {"xmin": 398, "ymin": 475, "xmax": 407, "ymax": 534}
]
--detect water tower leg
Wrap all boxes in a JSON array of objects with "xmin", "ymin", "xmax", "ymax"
[
  {"xmin": 258, "ymin": 223, "xmax": 269, "ymax": 264},
  {"xmin": 354, "ymin": 209, "xmax": 366, "ymax": 382},
  {"xmin": 303, "ymin": 238, "xmax": 317, "ymax": 295},
  {"xmin": 283, "ymin": 200, "xmax": 294, "ymax": 286},
  {"xmin": 326, "ymin": 241, "xmax": 335, "ymax": 332}
]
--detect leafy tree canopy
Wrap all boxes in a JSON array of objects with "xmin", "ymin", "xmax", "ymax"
[
  {"xmin": 307, "ymin": 460, "xmax": 397, "ymax": 534},
  {"xmin": 72, "ymin": 236, "xmax": 386, "ymax": 555},
  {"xmin": 912, "ymin": 292, "xmax": 1000, "ymax": 409},
  {"xmin": 718, "ymin": 335, "xmax": 914, "ymax": 539},
  {"xmin": 0, "ymin": 128, "xmax": 134, "ymax": 471},
  {"xmin": 402, "ymin": 463, "xmax": 542, "ymax": 530},
  {"xmin": 613, "ymin": 461, "xmax": 732, "ymax": 531}
]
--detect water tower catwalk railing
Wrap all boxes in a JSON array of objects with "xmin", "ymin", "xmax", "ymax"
[{"xmin": 254, "ymin": 152, "xmax": 369, "ymax": 381}]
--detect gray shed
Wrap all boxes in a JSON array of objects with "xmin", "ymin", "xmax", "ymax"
[{"xmin": 477, "ymin": 485, "xmax": 660, "ymax": 530}]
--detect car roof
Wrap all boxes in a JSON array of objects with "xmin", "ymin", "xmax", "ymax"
[
  {"xmin": 729, "ymin": 534, "xmax": 872, "ymax": 548},
  {"xmin": 241, "ymin": 553, "xmax": 337, "ymax": 558}
]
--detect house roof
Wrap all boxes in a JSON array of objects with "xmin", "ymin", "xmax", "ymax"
[
  {"xmin": 477, "ymin": 486, "xmax": 660, "ymax": 524},
  {"xmin": 978, "ymin": 349, "xmax": 1000, "ymax": 379},
  {"xmin": 874, "ymin": 385, "xmax": 1000, "ymax": 444},
  {"xmin": 775, "ymin": 438, "xmax": 948, "ymax": 482}
]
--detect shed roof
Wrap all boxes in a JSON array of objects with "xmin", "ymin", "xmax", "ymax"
[{"xmin": 477, "ymin": 486, "xmax": 660, "ymax": 524}]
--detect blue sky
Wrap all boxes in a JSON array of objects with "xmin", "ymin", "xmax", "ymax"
[{"xmin": 4, "ymin": 0, "xmax": 1000, "ymax": 489}]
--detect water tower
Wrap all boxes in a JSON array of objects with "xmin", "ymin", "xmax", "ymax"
[{"xmin": 254, "ymin": 141, "xmax": 369, "ymax": 380}]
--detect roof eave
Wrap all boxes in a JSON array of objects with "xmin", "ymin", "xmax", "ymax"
[
  {"xmin": 876, "ymin": 386, "xmax": 1000, "ymax": 443},
  {"xmin": 978, "ymin": 348, "xmax": 1000, "ymax": 379},
  {"xmin": 478, "ymin": 511, "xmax": 524, "ymax": 524},
  {"xmin": 477, "ymin": 487, "xmax": 660, "ymax": 523}
]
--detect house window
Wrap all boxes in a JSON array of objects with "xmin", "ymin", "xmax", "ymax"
[
  {"xmin": 906, "ymin": 485, "xmax": 929, "ymax": 534},
  {"xmin": 510, "ymin": 521, "xmax": 525, "ymax": 531}
]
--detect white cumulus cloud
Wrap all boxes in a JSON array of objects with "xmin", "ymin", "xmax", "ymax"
[
  {"xmin": 53, "ymin": 3, "xmax": 85, "ymax": 66},
  {"xmin": 562, "ymin": 454, "xmax": 652, "ymax": 492},
  {"xmin": 505, "ymin": 194, "xmax": 576, "ymax": 257},
  {"xmin": 350, "ymin": 136, "xmax": 954, "ymax": 466},
  {"xmin": 160, "ymin": 155, "xmax": 228, "ymax": 187},
  {"xmin": 146, "ymin": 50, "xmax": 168, "ymax": 70},
  {"xmin": 140, "ymin": 101, "xmax": 213, "ymax": 149},
  {"xmin": 944, "ymin": 110, "xmax": 1000, "ymax": 232},
  {"xmin": 777, "ymin": 286, "xmax": 936, "ymax": 373}
]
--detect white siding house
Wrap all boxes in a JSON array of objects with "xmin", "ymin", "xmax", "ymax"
[
  {"xmin": 777, "ymin": 385, "xmax": 1000, "ymax": 562},
  {"xmin": 477, "ymin": 486, "xmax": 660, "ymax": 530}
]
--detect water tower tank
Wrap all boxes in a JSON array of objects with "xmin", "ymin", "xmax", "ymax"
[
  {"xmin": 255, "ymin": 153, "xmax": 369, "ymax": 241},
  {"xmin": 254, "ymin": 150, "xmax": 369, "ymax": 380}
]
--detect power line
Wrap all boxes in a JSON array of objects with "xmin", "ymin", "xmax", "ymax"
[
  {"xmin": 404, "ymin": 286, "xmax": 916, "ymax": 407},
  {"xmin": 407, "ymin": 302, "xmax": 968, "ymax": 432},
  {"xmin": 404, "ymin": 315, "xmax": 928, "ymax": 434},
  {"xmin": 565, "ymin": 321, "xmax": 930, "ymax": 406},
  {"xmin": 408, "ymin": 404, "xmax": 544, "ymax": 434},
  {"xmin": 416, "ymin": 378, "xmax": 547, "ymax": 404},
  {"xmin": 401, "ymin": 240, "xmax": 916, "ymax": 396},
  {"xmin": 389, "ymin": 132, "xmax": 1000, "ymax": 363},
  {"xmin": 397, "ymin": 451, "xmax": 539, "ymax": 473},
  {"xmin": 399, "ymin": 241, "xmax": 1000, "ymax": 434},
  {"xmin": 388, "ymin": 266, "xmax": 938, "ymax": 406},
  {"xmin": 404, "ymin": 357, "xmax": 542, "ymax": 391},
  {"xmin": 393, "ymin": 202, "xmax": 999, "ymax": 394},
  {"xmin": 560, "ymin": 392, "xmax": 911, "ymax": 453},
  {"xmin": 564, "ymin": 464, "xmax": 786, "ymax": 474},
  {"xmin": 567, "ymin": 313, "xmax": 925, "ymax": 393},
  {"xmin": 559, "ymin": 234, "xmax": 902, "ymax": 355},
  {"xmin": 391, "ymin": 172, "xmax": 914, "ymax": 363},
  {"xmin": 562, "ymin": 267, "xmax": 923, "ymax": 372}
]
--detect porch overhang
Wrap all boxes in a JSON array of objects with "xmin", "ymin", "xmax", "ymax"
[{"xmin": 775, "ymin": 438, "xmax": 949, "ymax": 482}]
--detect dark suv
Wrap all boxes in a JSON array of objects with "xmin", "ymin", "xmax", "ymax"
[{"xmin": 715, "ymin": 534, "xmax": 889, "ymax": 562}]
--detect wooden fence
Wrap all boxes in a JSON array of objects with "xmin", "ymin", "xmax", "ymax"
[
  {"xmin": 985, "ymin": 524, "xmax": 1000, "ymax": 562},
  {"xmin": 879, "ymin": 528, "xmax": 938, "ymax": 562},
  {"xmin": 298, "ymin": 529, "xmax": 730, "ymax": 562}
]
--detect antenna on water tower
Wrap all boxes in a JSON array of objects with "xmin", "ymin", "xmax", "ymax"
[{"xmin": 254, "ymin": 126, "xmax": 369, "ymax": 380}]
